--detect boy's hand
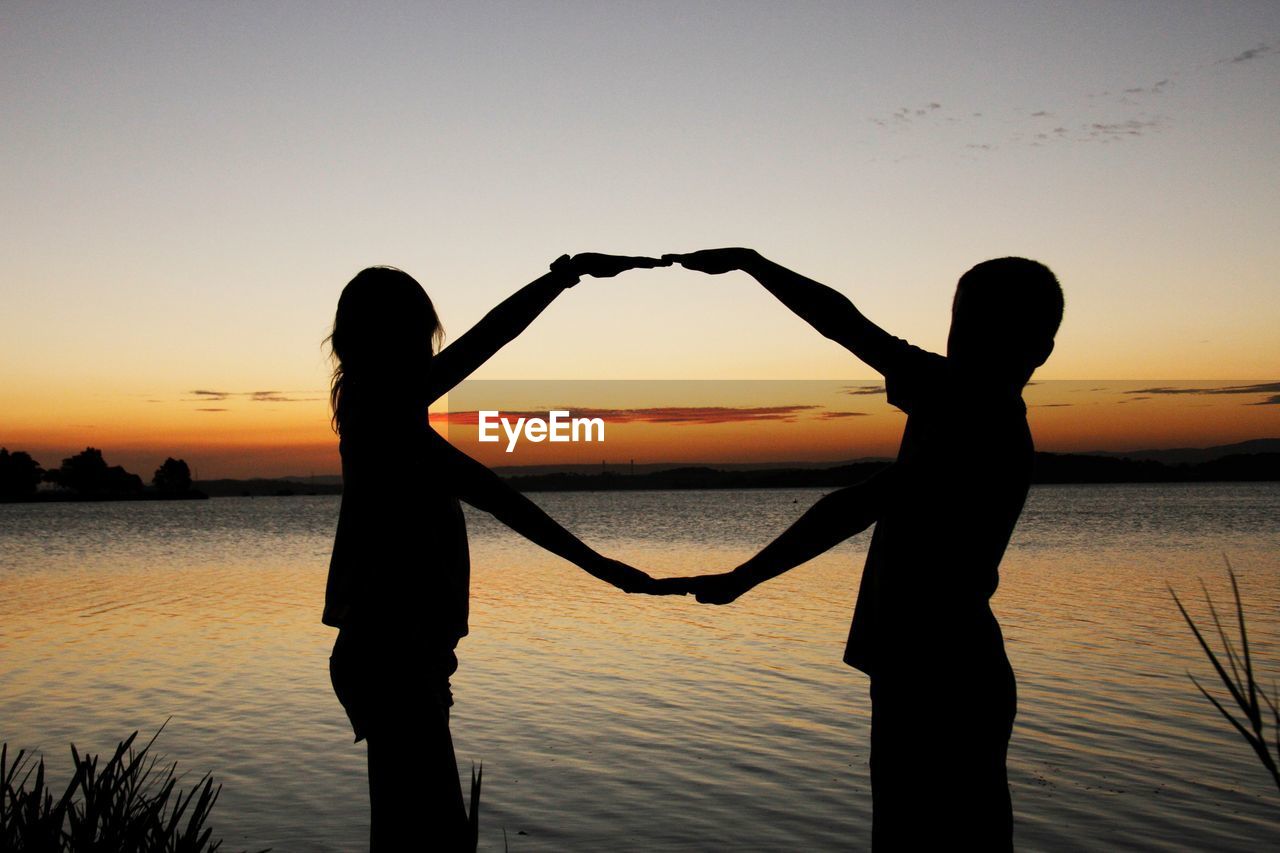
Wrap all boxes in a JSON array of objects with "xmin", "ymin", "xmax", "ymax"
[
  {"xmin": 662, "ymin": 248, "xmax": 759, "ymax": 276},
  {"xmin": 669, "ymin": 570, "xmax": 752, "ymax": 605},
  {"xmin": 554, "ymin": 253, "xmax": 671, "ymax": 280}
]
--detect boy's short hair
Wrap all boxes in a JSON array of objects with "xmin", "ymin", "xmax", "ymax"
[{"xmin": 955, "ymin": 257, "xmax": 1063, "ymax": 354}]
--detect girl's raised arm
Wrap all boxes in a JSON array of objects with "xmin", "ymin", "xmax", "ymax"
[{"xmin": 425, "ymin": 254, "xmax": 669, "ymax": 403}]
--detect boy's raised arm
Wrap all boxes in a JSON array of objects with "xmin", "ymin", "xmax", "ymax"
[
  {"xmin": 426, "ymin": 254, "xmax": 669, "ymax": 403},
  {"xmin": 675, "ymin": 467, "xmax": 895, "ymax": 604},
  {"xmin": 664, "ymin": 248, "xmax": 902, "ymax": 375}
]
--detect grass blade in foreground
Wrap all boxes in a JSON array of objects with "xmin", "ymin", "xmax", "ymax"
[
  {"xmin": 1170, "ymin": 558, "xmax": 1280, "ymax": 794},
  {"xmin": 0, "ymin": 728, "xmax": 269, "ymax": 852}
]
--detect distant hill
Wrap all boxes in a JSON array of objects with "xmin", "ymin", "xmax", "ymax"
[
  {"xmin": 501, "ymin": 461, "xmax": 894, "ymax": 492},
  {"xmin": 278, "ymin": 474, "xmax": 343, "ymax": 486},
  {"xmin": 488, "ymin": 458, "xmax": 892, "ymax": 477},
  {"xmin": 1031, "ymin": 451, "xmax": 1280, "ymax": 484},
  {"xmin": 1086, "ymin": 438, "xmax": 1280, "ymax": 465},
  {"xmin": 195, "ymin": 478, "xmax": 342, "ymax": 497}
]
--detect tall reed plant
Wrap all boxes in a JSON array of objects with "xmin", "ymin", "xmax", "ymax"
[{"xmin": 1170, "ymin": 559, "xmax": 1280, "ymax": 793}]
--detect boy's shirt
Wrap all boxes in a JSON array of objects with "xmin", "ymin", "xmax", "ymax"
[{"xmin": 843, "ymin": 337, "xmax": 1033, "ymax": 677}]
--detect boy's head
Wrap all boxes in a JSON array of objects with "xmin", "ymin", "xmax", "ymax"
[{"xmin": 946, "ymin": 257, "xmax": 1063, "ymax": 385}]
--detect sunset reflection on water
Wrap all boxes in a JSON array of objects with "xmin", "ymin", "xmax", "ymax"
[{"xmin": 2, "ymin": 486, "xmax": 1278, "ymax": 850}]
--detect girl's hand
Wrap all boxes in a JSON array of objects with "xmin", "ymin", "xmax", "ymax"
[
  {"xmin": 645, "ymin": 577, "xmax": 694, "ymax": 596},
  {"xmin": 587, "ymin": 556, "xmax": 656, "ymax": 594},
  {"xmin": 555, "ymin": 253, "xmax": 671, "ymax": 280}
]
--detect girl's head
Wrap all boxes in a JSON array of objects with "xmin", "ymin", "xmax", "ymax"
[{"xmin": 327, "ymin": 267, "xmax": 444, "ymax": 434}]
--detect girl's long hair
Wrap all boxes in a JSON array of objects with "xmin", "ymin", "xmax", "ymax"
[{"xmin": 326, "ymin": 267, "xmax": 444, "ymax": 435}]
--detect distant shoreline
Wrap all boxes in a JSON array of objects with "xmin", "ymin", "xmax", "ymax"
[
  {"xmin": 174, "ymin": 450, "xmax": 1280, "ymax": 498},
  {"xmin": 1, "ymin": 490, "xmax": 208, "ymax": 504},
  {"xmin": 8, "ymin": 446, "xmax": 1273, "ymax": 502}
]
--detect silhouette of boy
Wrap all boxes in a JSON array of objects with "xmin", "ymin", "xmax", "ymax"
[{"xmin": 664, "ymin": 250, "xmax": 1062, "ymax": 851}]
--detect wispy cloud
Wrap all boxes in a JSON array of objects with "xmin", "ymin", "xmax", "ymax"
[
  {"xmin": 182, "ymin": 389, "xmax": 321, "ymax": 405},
  {"xmin": 600, "ymin": 406, "xmax": 822, "ymax": 424},
  {"xmin": 869, "ymin": 102, "xmax": 943, "ymax": 128},
  {"xmin": 1126, "ymin": 382, "xmax": 1280, "ymax": 396},
  {"xmin": 1248, "ymin": 395, "xmax": 1280, "ymax": 406},
  {"xmin": 196, "ymin": 408, "xmax": 228, "ymax": 413},
  {"xmin": 1115, "ymin": 79, "xmax": 1172, "ymax": 99},
  {"xmin": 868, "ymin": 40, "xmax": 1271, "ymax": 155},
  {"xmin": 817, "ymin": 411, "xmax": 869, "ymax": 419},
  {"xmin": 249, "ymin": 391, "xmax": 321, "ymax": 403},
  {"xmin": 869, "ymin": 95, "xmax": 1170, "ymax": 150},
  {"xmin": 843, "ymin": 384, "xmax": 885, "ymax": 396},
  {"xmin": 1084, "ymin": 118, "xmax": 1164, "ymax": 142},
  {"xmin": 434, "ymin": 405, "xmax": 834, "ymax": 427},
  {"xmin": 1224, "ymin": 43, "xmax": 1272, "ymax": 65}
]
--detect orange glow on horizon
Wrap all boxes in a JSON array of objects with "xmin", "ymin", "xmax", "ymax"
[{"xmin": 4, "ymin": 381, "xmax": 1275, "ymax": 479}]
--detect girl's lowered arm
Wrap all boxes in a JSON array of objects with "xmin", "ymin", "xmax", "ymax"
[{"xmin": 431, "ymin": 431, "xmax": 658, "ymax": 594}]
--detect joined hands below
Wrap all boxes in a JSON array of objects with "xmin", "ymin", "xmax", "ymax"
[
  {"xmin": 621, "ymin": 571, "xmax": 753, "ymax": 604},
  {"xmin": 588, "ymin": 556, "xmax": 690, "ymax": 596},
  {"xmin": 588, "ymin": 559, "xmax": 751, "ymax": 601}
]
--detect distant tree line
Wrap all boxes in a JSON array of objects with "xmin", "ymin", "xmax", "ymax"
[{"xmin": 0, "ymin": 447, "xmax": 201, "ymax": 501}]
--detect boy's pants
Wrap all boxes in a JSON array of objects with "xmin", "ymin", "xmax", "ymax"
[{"xmin": 869, "ymin": 653, "xmax": 1017, "ymax": 851}]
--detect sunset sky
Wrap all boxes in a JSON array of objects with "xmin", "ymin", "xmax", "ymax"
[{"xmin": 2, "ymin": 2, "xmax": 1277, "ymax": 478}]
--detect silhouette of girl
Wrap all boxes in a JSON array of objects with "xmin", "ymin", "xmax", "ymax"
[{"xmin": 324, "ymin": 255, "xmax": 667, "ymax": 850}]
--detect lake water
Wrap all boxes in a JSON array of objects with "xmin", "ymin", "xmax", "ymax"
[{"xmin": 1, "ymin": 484, "xmax": 1278, "ymax": 851}]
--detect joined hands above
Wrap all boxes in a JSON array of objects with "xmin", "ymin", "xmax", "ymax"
[
  {"xmin": 548, "ymin": 248, "xmax": 765, "ymax": 285},
  {"xmin": 551, "ymin": 253, "xmax": 671, "ymax": 285},
  {"xmin": 662, "ymin": 248, "xmax": 760, "ymax": 276}
]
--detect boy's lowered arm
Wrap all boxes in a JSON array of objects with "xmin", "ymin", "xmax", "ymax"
[
  {"xmin": 664, "ymin": 248, "xmax": 901, "ymax": 375},
  {"xmin": 426, "ymin": 254, "xmax": 669, "ymax": 404},
  {"xmin": 679, "ymin": 467, "xmax": 895, "ymax": 604}
]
